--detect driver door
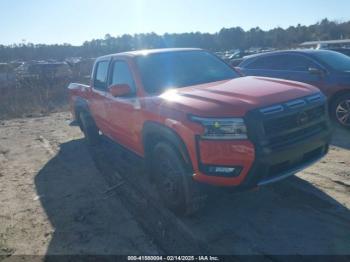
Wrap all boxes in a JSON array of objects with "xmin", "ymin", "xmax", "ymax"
[
  {"xmin": 104, "ymin": 59, "xmax": 141, "ymax": 153},
  {"xmin": 280, "ymin": 54, "xmax": 328, "ymax": 89}
]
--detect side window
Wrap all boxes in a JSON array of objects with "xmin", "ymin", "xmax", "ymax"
[
  {"xmin": 282, "ymin": 55, "xmax": 317, "ymax": 71},
  {"xmin": 94, "ymin": 61, "xmax": 109, "ymax": 90},
  {"xmin": 246, "ymin": 54, "xmax": 318, "ymax": 71},
  {"xmin": 246, "ymin": 56, "xmax": 283, "ymax": 70},
  {"xmin": 110, "ymin": 61, "xmax": 136, "ymax": 94}
]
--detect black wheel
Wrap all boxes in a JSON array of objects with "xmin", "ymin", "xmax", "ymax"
[
  {"xmin": 79, "ymin": 111, "xmax": 100, "ymax": 145},
  {"xmin": 152, "ymin": 142, "xmax": 206, "ymax": 215},
  {"xmin": 331, "ymin": 93, "xmax": 350, "ymax": 129}
]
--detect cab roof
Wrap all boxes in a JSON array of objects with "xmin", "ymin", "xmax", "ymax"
[
  {"xmin": 242, "ymin": 49, "xmax": 338, "ymax": 60},
  {"xmin": 98, "ymin": 48, "xmax": 203, "ymax": 60}
]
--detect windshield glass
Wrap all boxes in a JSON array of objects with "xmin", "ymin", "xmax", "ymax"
[
  {"xmin": 313, "ymin": 50, "xmax": 350, "ymax": 72},
  {"xmin": 135, "ymin": 50, "xmax": 239, "ymax": 94}
]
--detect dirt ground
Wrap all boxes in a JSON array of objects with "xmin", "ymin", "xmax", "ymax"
[{"xmin": 0, "ymin": 112, "xmax": 350, "ymax": 257}]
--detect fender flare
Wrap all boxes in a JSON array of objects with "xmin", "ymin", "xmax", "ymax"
[
  {"xmin": 142, "ymin": 121, "xmax": 193, "ymax": 171},
  {"xmin": 74, "ymin": 97, "xmax": 89, "ymax": 112},
  {"xmin": 74, "ymin": 97, "xmax": 90, "ymax": 127},
  {"xmin": 74, "ymin": 97, "xmax": 90, "ymax": 118},
  {"xmin": 329, "ymin": 89, "xmax": 350, "ymax": 106}
]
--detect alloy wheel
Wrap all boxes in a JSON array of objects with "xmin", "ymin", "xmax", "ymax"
[{"xmin": 336, "ymin": 99, "xmax": 350, "ymax": 126}]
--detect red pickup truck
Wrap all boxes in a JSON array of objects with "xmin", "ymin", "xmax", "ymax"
[{"xmin": 68, "ymin": 48, "xmax": 331, "ymax": 214}]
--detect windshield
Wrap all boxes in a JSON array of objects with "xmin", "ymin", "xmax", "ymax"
[
  {"xmin": 135, "ymin": 50, "xmax": 239, "ymax": 94},
  {"xmin": 313, "ymin": 50, "xmax": 350, "ymax": 72}
]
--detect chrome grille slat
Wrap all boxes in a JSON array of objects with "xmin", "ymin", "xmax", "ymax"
[
  {"xmin": 285, "ymin": 99, "xmax": 306, "ymax": 108},
  {"xmin": 254, "ymin": 93, "xmax": 327, "ymax": 150},
  {"xmin": 263, "ymin": 105, "xmax": 325, "ymax": 135},
  {"xmin": 259, "ymin": 93, "xmax": 323, "ymax": 116},
  {"xmin": 260, "ymin": 105, "xmax": 284, "ymax": 115},
  {"xmin": 307, "ymin": 94, "xmax": 322, "ymax": 103}
]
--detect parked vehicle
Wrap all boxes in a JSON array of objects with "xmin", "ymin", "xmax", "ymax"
[
  {"xmin": 328, "ymin": 48, "xmax": 350, "ymax": 57},
  {"xmin": 0, "ymin": 63, "xmax": 16, "ymax": 88},
  {"xmin": 237, "ymin": 50, "xmax": 350, "ymax": 128},
  {"xmin": 223, "ymin": 50, "xmax": 249, "ymax": 66},
  {"xmin": 15, "ymin": 61, "xmax": 72, "ymax": 79},
  {"xmin": 229, "ymin": 58, "xmax": 245, "ymax": 67},
  {"xmin": 225, "ymin": 49, "xmax": 276, "ymax": 67},
  {"xmin": 68, "ymin": 48, "xmax": 331, "ymax": 214},
  {"xmin": 299, "ymin": 39, "xmax": 350, "ymax": 53}
]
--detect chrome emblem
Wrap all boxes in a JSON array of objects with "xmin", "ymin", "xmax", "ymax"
[{"xmin": 297, "ymin": 112, "xmax": 309, "ymax": 126}]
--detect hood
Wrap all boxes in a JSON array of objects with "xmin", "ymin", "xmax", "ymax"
[{"xmin": 153, "ymin": 76, "xmax": 320, "ymax": 117}]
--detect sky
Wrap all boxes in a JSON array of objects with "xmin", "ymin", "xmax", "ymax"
[{"xmin": 1, "ymin": 0, "xmax": 350, "ymax": 46}]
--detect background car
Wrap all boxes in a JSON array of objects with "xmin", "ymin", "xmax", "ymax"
[
  {"xmin": 328, "ymin": 48, "xmax": 350, "ymax": 57},
  {"xmin": 223, "ymin": 50, "xmax": 250, "ymax": 66},
  {"xmin": 237, "ymin": 50, "xmax": 350, "ymax": 128}
]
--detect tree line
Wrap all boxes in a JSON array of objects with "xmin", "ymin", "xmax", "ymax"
[{"xmin": 1, "ymin": 18, "xmax": 350, "ymax": 62}]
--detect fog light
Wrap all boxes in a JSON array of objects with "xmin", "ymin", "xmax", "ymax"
[
  {"xmin": 205, "ymin": 165, "xmax": 242, "ymax": 177},
  {"xmin": 210, "ymin": 167, "xmax": 236, "ymax": 173}
]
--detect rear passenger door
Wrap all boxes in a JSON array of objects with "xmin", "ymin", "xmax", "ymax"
[{"xmin": 89, "ymin": 59, "xmax": 111, "ymax": 133}]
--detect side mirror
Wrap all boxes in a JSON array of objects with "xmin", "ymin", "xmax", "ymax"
[
  {"xmin": 109, "ymin": 84, "xmax": 132, "ymax": 97},
  {"xmin": 308, "ymin": 67, "xmax": 325, "ymax": 76}
]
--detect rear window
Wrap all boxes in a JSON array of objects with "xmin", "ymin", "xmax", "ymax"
[{"xmin": 313, "ymin": 51, "xmax": 350, "ymax": 72}]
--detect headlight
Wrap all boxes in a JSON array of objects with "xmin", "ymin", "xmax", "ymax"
[{"xmin": 190, "ymin": 116, "xmax": 247, "ymax": 140}]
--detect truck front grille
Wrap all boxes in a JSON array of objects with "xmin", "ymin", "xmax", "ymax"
[
  {"xmin": 246, "ymin": 93, "xmax": 329, "ymax": 150},
  {"xmin": 266, "ymin": 122, "xmax": 326, "ymax": 149},
  {"xmin": 263, "ymin": 105, "xmax": 325, "ymax": 135}
]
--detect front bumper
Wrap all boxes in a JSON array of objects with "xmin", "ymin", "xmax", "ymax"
[
  {"xmin": 192, "ymin": 93, "xmax": 332, "ymax": 187},
  {"xmin": 192, "ymin": 138, "xmax": 255, "ymax": 186},
  {"xmin": 192, "ymin": 129, "xmax": 331, "ymax": 187},
  {"xmin": 240, "ymin": 129, "xmax": 331, "ymax": 188}
]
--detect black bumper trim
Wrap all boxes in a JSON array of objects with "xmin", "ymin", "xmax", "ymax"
[
  {"xmin": 240, "ymin": 129, "xmax": 332, "ymax": 189},
  {"xmin": 257, "ymin": 153, "xmax": 324, "ymax": 186}
]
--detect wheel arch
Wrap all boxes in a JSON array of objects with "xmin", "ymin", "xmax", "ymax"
[
  {"xmin": 142, "ymin": 121, "xmax": 193, "ymax": 172},
  {"xmin": 329, "ymin": 89, "xmax": 350, "ymax": 127},
  {"xmin": 74, "ymin": 97, "xmax": 90, "ymax": 128},
  {"xmin": 329, "ymin": 89, "xmax": 350, "ymax": 108}
]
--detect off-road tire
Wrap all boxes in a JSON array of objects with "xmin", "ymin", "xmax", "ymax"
[
  {"xmin": 152, "ymin": 142, "xmax": 206, "ymax": 215},
  {"xmin": 80, "ymin": 111, "xmax": 100, "ymax": 145}
]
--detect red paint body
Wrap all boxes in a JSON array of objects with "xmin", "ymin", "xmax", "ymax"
[{"xmin": 68, "ymin": 48, "xmax": 326, "ymax": 187}]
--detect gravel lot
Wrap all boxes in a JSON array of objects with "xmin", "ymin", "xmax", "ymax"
[{"xmin": 0, "ymin": 112, "xmax": 349, "ymax": 257}]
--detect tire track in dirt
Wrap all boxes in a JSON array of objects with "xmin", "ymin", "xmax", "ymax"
[
  {"xmin": 2, "ymin": 112, "xmax": 350, "ymax": 255},
  {"xmin": 88, "ymin": 141, "xmax": 210, "ymax": 254},
  {"xmin": 36, "ymin": 136, "xmax": 57, "ymax": 156},
  {"xmin": 36, "ymin": 133, "xmax": 161, "ymax": 254},
  {"xmin": 1, "ymin": 113, "xmax": 161, "ymax": 255},
  {"xmin": 84, "ymin": 134, "xmax": 350, "ymax": 255}
]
